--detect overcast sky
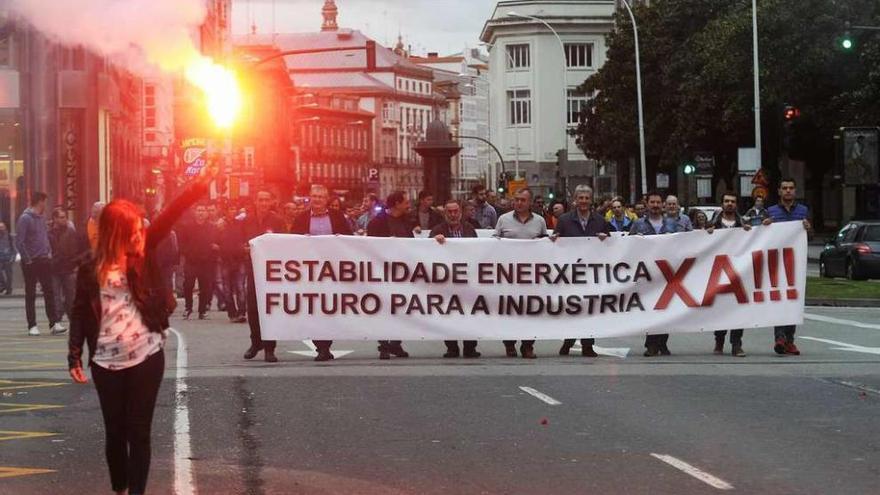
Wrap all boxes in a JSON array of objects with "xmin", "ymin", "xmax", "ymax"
[{"xmin": 232, "ymin": 0, "xmax": 498, "ymax": 55}]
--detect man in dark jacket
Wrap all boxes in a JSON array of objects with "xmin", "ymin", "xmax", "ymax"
[
  {"xmin": 412, "ymin": 190, "xmax": 444, "ymax": 232},
  {"xmin": 367, "ymin": 191, "xmax": 414, "ymax": 360},
  {"xmin": 243, "ymin": 190, "xmax": 286, "ymax": 363},
  {"xmin": 179, "ymin": 204, "xmax": 219, "ymax": 320},
  {"xmin": 552, "ymin": 185, "xmax": 609, "ymax": 357},
  {"xmin": 219, "ymin": 204, "xmax": 247, "ymax": 323},
  {"xmin": 0, "ymin": 222, "xmax": 15, "ymax": 295},
  {"xmin": 16, "ymin": 192, "xmax": 60, "ymax": 336},
  {"xmin": 290, "ymin": 184, "xmax": 353, "ymax": 361},
  {"xmin": 430, "ymin": 198, "xmax": 480, "ymax": 358},
  {"xmin": 49, "ymin": 208, "xmax": 87, "ymax": 327},
  {"xmin": 707, "ymin": 192, "xmax": 751, "ymax": 357}
]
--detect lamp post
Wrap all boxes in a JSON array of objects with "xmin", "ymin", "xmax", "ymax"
[
  {"xmin": 751, "ymin": 0, "xmax": 762, "ymax": 171},
  {"xmin": 619, "ymin": 0, "xmax": 648, "ymax": 196},
  {"xmin": 508, "ymin": 11, "xmax": 568, "ymax": 195}
]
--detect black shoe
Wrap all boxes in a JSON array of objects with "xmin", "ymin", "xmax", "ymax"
[
  {"xmin": 713, "ymin": 342, "xmax": 724, "ymax": 355},
  {"xmin": 198, "ymin": 312, "xmax": 208, "ymax": 320},
  {"xmin": 379, "ymin": 350, "xmax": 391, "ymax": 360},
  {"xmin": 463, "ymin": 350, "xmax": 481, "ymax": 358},
  {"xmin": 264, "ymin": 350, "xmax": 278, "ymax": 363},
  {"xmin": 558, "ymin": 343, "xmax": 573, "ymax": 356},
  {"xmin": 182, "ymin": 309, "xmax": 192, "ymax": 320},
  {"xmin": 659, "ymin": 344, "xmax": 671, "ymax": 356},
  {"xmin": 243, "ymin": 345, "xmax": 263, "ymax": 360},
  {"xmin": 644, "ymin": 345, "xmax": 659, "ymax": 357},
  {"xmin": 389, "ymin": 345, "xmax": 409, "ymax": 358},
  {"xmin": 315, "ymin": 351, "xmax": 334, "ymax": 362},
  {"xmin": 582, "ymin": 345, "xmax": 598, "ymax": 358},
  {"xmin": 731, "ymin": 346, "xmax": 747, "ymax": 357},
  {"xmin": 504, "ymin": 344, "xmax": 517, "ymax": 357},
  {"xmin": 520, "ymin": 345, "xmax": 536, "ymax": 359},
  {"xmin": 443, "ymin": 349, "xmax": 460, "ymax": 358},
  {"xmin": 235, "ymin": 316, "xmax": 248, "ymax": 323}
]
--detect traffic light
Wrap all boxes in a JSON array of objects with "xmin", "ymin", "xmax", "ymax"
[
  {"xmin": 783, "ymin": 105, "xmax": 801, "ymax": 121},
  {"xmin": 842, "ymin": 33, "xmax": 854, "ymax": 50},
  {"xmin": 682, "ymin": 162, "xmax": 696, "ymax": 175},
  {"xmin": 547, "ymin": 191, "xmax": 555, "ymax": 200}
]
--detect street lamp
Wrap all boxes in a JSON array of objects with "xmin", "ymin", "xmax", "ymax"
[
  {"xmin": 751, "ymin": 0, "xmax": 762, "ymax": 172},
  {"xmin": 618, "ymin": 0, "xmax": 648, "ymax": 196},
  {"xmin": 508, "ymin": 11, "xmax": 568, "ymax": 195}
]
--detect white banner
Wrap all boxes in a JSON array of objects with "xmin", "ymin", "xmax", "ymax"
[{"xmin": 250, "ymin": 223, "xmax": 807, "ymax": 341}]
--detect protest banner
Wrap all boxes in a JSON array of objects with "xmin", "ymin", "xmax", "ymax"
[{"xmin": 250, "ymin": 223, "xmax": 806, "ymax": 341}]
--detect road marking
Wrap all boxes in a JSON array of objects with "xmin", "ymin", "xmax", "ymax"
[
  {"xmin": 0, "ymin": 431, "xmax": 56, "ymax": 441},
  {"xmin": 0, "ymin": 403, "xmax": 64, "ymax": 414},
  {"xmin": 518, "ymin": 386, "xmax": 562, "ymax": 406},
  {"xmin": 168, "ymin": 328, "xmax": 195, "ymax": 495},
  {"xmin": 0, "ymin": 380, "xmax": 66, "ymax": 392},
  {"xmin": 571, "ymin": 345, "xmax": 631, "ymax": 359},
  {"xmin": 0, "ymin": 360, "xmax": 58, "ymax": 370},
  {"xmin": 799, "ymin": 336, "xmax": 880, "ymax": 356},
  {"xmin": 0, "ymin": 466, "xmax": 56, "ymax": 479},
  {"xmin": 819, "ymin": 379, "xmax": 880, "ymax": 396},
  {"xmin": 288, "ymin": 339, "xmax": 354, "ymax": 359},
  {"xmin": 650, "ymin": 453, "xmax": 734, "ymax": 490},
  {"xmin": 804, "ymin": 313, "xmax": 880, "ymax": 331}
]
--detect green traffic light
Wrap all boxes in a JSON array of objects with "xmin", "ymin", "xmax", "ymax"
[
  {"xmin": 497, "ymin": 187, "xmax": 505, "ymax": 193},
  {"xmin": 548, "ymin": 192, "xmax": 555, "ymax": 199},
  {"xmin": 842, "ymin": 38, "xmax": 853, "ymax": 49},
  {"xmin": 683, "ymin": 163, "xmax": 696, "ymax": 175}
]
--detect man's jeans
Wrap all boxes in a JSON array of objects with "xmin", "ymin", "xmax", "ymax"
[
  {"xmin": 222, "ymin": 262, "xmax": 246, "ymax": 318},
  {"xmin": 0, "ymin": 260, "xmax": 12, "ymax": 293},
  {"xmin": 22, "ymin": 258, "xmax": 57, "ymax": 328},
  {"xmin": 52, "ymin": 271, "xmax": 77, "ymax": 323}
]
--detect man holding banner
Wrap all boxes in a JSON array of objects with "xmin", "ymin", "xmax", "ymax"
[
  {"xmin": 494, "ymin": 187, "xmax": 548, "ymax": 359},
  {"xmin": 630, "ymin": 191, "xmax": 676, "ymax": 357},
  {"xmin": 551, "ymin": 184, "xmax": 609, "ymax": 358},
  {"xmin": 708, "ymin": 192, "xmax": 751, "ymax": 357},
  {"xmin": 367, "ymin": 191, "xmax": 415, "ymax": 360},
  {"xmin": 290, "ymin": 184, "xmax": 353, "ymax": 362},
  {"xmin": 431, "ymin": 198, "xmax": 480, "ymax": 359}
]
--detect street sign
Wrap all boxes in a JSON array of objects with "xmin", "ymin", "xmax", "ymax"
[
  {"xmin": 656, "ymin": 173, "xmax": 670, "ymax": 189},
  {"xmin": 367, "ymin": 167, "xmax": 380, "ymax": 183},
  {"xmin": 841, "ymin": 127, "xmax": 879, "ymax": 186},
  {"xmin": 697, "ymin": 177, "xmax": 712, "ymax": 199},
  {"xmin": 694, "ymin": 152, "xmax": 715, "ymax": 176},
  {"xmin": 738, "ymin": 147, "xmax": 759, "ymax": 172},
  {"xmin": 181, "ymin": 138, "xmax": 208, "ymax": 177},
  {"xmin": 508, "ymin": 179, "xmax": 527, "ymax": 197}
]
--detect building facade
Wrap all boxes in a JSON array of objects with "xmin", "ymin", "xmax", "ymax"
[{"xmin": 480, "ymin": 0, "xmax": 617, "ymax": 199}]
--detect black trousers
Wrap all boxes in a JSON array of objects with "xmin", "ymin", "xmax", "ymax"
[
  {"xmin": 183, "ymin": 260, "xmax": 214, "ymax": 314},
  {"xmin": 503, "ymin": 340, "xmax": 535, "ymax": 348},
  {"xmin": 644, "ymin": 334, "xmax": 669, "ymax": 348},
  {"xmin": 562, "ymin": 338, "xmax": 595, "ymax": 347},
  {"xmin": 91, "ymin": 350, "xmax": 164, "ymax": 495},
  {"xmin": 714, "ymin": 329, "xmax": 743, "ymax": 346},
  {"xmin": 22, "ymin": 258, "xmax": 57, "ymax": 328},
  {"xmin": 246, "ymin": 262, "xmax": 276, "ymax": 352}
]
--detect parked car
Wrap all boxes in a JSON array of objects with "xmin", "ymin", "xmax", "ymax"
[{"xmin": 819, "ymin": 221, "xmax": 880, "ymax": 280}]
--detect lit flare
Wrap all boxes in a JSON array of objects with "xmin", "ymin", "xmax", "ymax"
[{"xmin": 184, "ymin": 57, "xmax": 242, "ymax": 129}]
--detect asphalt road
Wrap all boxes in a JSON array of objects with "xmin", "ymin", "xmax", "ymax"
[{"xmin": 1, "ymin": 299, "xmax": 878, "ymax": 494}]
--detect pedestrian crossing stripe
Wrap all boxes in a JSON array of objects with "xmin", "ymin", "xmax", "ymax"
[
  {"xmin": 0, "ymin": 431, "xmax": 56, "ymax": 441},
  {"xmin": 0, "ymin": 380, "xmax": 67, "ymax": 391},
  {"xmin": 0, "ymin": 360, "xmax": 58, "ymax": 370},
  {"xmin": 0, "ymin": 466, "xmax": 56, "ymax": 479},
  {"xmin": 0, "ymin": 403, "xmax": 64, "ymax": 414}
]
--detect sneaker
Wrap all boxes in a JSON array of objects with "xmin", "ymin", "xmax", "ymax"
[
  {"xmin": 198, "ymin": 312, "xmax": 208, "ymax": 320},
  {"xmin": 643, "ymin": 345, "xmax": 659, "ymax": 357},
  {"xmin": 731, "ymin": 346, "xmax": 747, "ymax": 357},
  {"xmin": 773, "ymin": 337, "xmax": 786, "ymax": 355},
  {"xmin": 182, "ymin": 309, "xmax": 193, "ymax": 320},
  {"xmin": 784, "ymin": 342, "xmax": 800, "ymax": 356},
  {"xmin": 50, "ymin": 323, "xmax": 68, "ymax": 336},
  {"xmin": 314, "ymin": 351, "xmax": 334, "ymax": 362},
  {"xmin": 28, "ymin": 326, "xmax": 40, "ymax": 336},
  {"xmin": 581, "ymin": 345, "xmax": 598, "ymax": 358},
  {"xmin": 389, "ymin": 345, "xmax": 409, "ymax": 358},
  {"xmin": 264, "ymin": 349, "xmax": 278, "ymax": 363},
  {"xmin": 243, "ymin": 344, "xmax": 263, "ymax": 360}
]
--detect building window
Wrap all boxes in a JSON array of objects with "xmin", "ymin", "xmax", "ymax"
[
  {"xmin": 145, "ymin": 132, "xmax": 155, "ymax": 142},
  {"xmin": 145, "ymin": 107, "xmax": 156, "ymax": 128},
  {"xmin": 507, "ymin": 89, "xmax": 531, "ymax": 125},
  {"xmin": 406, "ymin": 80, "xmax": 410, "ymax": 92},
  {"xmin": 506, "ymin": 44, "xmax": 530, "ymax": 70},
  {"xmin": 567, "ymin": 89, "xmax": 588, "ymax": 125},
  {"xmin": 565, "ymin": 43, "xmax": 594, "ymax": 68}
]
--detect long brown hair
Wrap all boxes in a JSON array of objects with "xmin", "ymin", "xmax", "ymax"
[{"xmin": 94, "ymin": 199, "xmax": 144, "ymax": 286}]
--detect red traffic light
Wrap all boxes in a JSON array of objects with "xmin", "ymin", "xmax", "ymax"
[{"xmin": 783, "ymin": 106, "xmax": 801, "ymax": 121}]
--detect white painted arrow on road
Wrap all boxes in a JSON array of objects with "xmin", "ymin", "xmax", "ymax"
[
  {"xmin": 799, "ymin": 336, "xmax": 880, "ymax": 356},
  {"xmin": 287, "ymin": 340, "xmax": 355, "ymax": 359},
  {"xmin": 572, "ymin": 345, "xmax": 631, "ymax": 359}
]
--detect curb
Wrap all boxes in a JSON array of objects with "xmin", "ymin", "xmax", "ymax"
[{"xmin": 806, "ymin": 298, "xmax": 880, "ymax": 308}]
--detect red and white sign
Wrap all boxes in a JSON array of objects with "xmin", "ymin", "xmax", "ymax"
[{"xmin": 249, "ymin": 223, "xmax": 807, "ymax": 341}]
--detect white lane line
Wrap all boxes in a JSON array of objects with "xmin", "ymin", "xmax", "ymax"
[
  {"xmin": 650, "ymin": 453, "xmax": 734, "ymax": 491},
  {"xmin": 799, "ymin": 336, "xmax": 880, "ymax": 356},
  {"xmin": 518, "ymin": 386, "xmax": 562, "ymax": 406},
  {"xmin": 823, "ymin": 379, "xmax": 880, "ymax": 396},
  {"xmin": 169, "ymin": 328, "xmax": 196, "ymax": 495},
  {"xmin": 804, "ymin": 313, "xmax": 880, "ymax": 331}
]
